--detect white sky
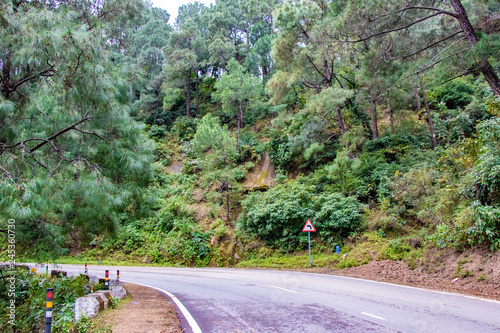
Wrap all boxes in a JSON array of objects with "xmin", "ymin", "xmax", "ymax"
[{"xmin": 150, "ymin": 0, "xmax": 215, "ymax": 24}]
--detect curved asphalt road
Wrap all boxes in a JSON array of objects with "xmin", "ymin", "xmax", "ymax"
[{"xmin": 50, "ymin": 264, "xmax": 500, "ymax": 333}]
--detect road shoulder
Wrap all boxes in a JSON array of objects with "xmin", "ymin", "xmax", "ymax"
[{"xmin": 91, "ymin": 283, "xmax": 183, "ymax": 333}]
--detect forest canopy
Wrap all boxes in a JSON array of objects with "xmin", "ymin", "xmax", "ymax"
[{"xmin": 1, "ymin": 0, "xmax": 500, "ymax": 261}]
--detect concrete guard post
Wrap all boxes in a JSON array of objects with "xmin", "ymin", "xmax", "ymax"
[
  {"xmin": 74, "ymin": 296, "xmax": 100, "ymax": 321},
  {"xmin": 74, "ymin": 286, "xmax": 127, "ymax": 321},
  {"xmin": 110, "ymin": 285, "xmax": 127, "ymax": 299}
]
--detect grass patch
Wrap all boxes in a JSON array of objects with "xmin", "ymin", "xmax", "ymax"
[{"xmin": 238, "ymin": 231, "xmax": 427, "ymax": 270}]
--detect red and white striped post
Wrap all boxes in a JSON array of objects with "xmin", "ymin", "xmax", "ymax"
[
  {"xmin": 45, "ymin": 288, "xmax": 54, "ymax": 333},
  {"xmin": 104, "ymin": 270, "xmax": 109, "ymax": 290}
]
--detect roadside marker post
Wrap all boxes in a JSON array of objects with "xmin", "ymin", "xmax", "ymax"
[
  {"xmin": 84, "ymin": 263, "xmax": 88, "ymax": 275},
  {"xmin": 117, "ymin": 270, "xmax": 120, "ymax": 283},
  {"xmin": 104, "ymin": 270, "xmax": 109, "ymax": 290},
  {"xmin": 46, "ymin": 259, "xmax": 49, "ymax": 275},
  {"xmin": 302, "ymin": 219, "xmax": 316, "ymax": 266},
  {"xmin": 45, "ymin": 288, "xmax": 54, "ymax": 333}
]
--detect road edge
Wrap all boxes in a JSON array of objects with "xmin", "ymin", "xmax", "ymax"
[{"xmin": 121, "ymin": 280, "xmax": 202, "ymax": 333}]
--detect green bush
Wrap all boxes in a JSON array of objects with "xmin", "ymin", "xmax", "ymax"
[
  {"xmin": 314, "ymin": 193, "xmax": 361, "ymax": 244},
  {"xmin": 267, "ymin": 133, "xmax": 293, "ymax": 172},
  {"xmin": 466, "ymin": 201, "xmax": 500, "ymax": 250},
  {"xmin": 0, "ymin": 267, "xmax": 91, "ymax": 332},
  {"xmin": 238, "ymin": 181, "xmax": 361, "ymax": 250},
  {"xmin": 435, "ymin": 78, "xmax": 475, "ymax": 110}
]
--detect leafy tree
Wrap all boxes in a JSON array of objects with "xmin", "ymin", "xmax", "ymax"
[
  {"xmin": 269, "ymin": 0, "xmax": 357, "ymax": 145},
  {"xmin": 238, "ymin": 180, "xmax": 361, "ymax": 250},
  {"xmin": 213, "ymin": 58, "xmax": 263, "ymax": 154},
  {"xmin": 206, "ymin": 0, "xmax": 280, "ymax": 78},
  {"xmin": 340, "ymin": 0, "xmax": 500, "ymax": 96},
  {"xmin": 192, "ymin": 114, "xmax": 239, "ymax": 220},
  {"xmin": 0, "ymin": 0, "xmax": 154, "ymax": 254},
  {"xmin": 163, "ymin": 3, "xmax": 209, "ymax": 118},
  {"xmin": 126, "ymin": 6, "xmax": 173, "ymax": 119}
]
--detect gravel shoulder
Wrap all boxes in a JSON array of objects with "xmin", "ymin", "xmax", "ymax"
[{"xmin": 92, "ymin": 283, "xmax": 183, "ymax": 333}]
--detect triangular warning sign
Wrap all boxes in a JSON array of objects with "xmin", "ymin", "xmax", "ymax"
[{"xmin": 302, "ymin": 219, "xmax": 316, "ymax": 232}]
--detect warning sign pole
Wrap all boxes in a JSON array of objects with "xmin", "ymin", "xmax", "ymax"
[
  {"xmin": 308, "ymin": 232, "xmax": 311, "ymax": 266},
  {"xmin": 302, "ymin": 219, "xmax": 316, "ymax": 266}
]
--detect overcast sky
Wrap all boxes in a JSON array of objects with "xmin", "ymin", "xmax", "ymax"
[{"xmin": 150, "ymin": 0, "xmax": 215, "ymax": 24}]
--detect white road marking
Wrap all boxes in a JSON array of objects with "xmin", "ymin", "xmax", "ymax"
[
  {"xmin": 269, "ymin": 285, "xmax": 298, "ymax": 294},
  {"xmin": 122, "ymin": 280, "xmax": 202, "ymax": 333},
  {"xmin": 361, "ymin": 312, "xmax": 387, "ymax": 321}
]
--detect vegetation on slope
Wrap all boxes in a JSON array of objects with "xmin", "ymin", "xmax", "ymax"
[{"xmin": 1, "ymin": 1, "xmax": 500, "ymax": 276}]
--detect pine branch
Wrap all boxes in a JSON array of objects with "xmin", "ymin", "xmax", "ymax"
[
  {"xmin": 29, "ymin": 116, "xmax": 91, "ymax": 153},
  {"xmin": 305, "ymin": 54, "xmax": 330, "ymax": 83},
  {"xmin": 391, "ymin": 32, "xmax": 464, "ymax": 60},
  {"xmin": 14, "ymin": 90, "xmax": 54, "ymax": 123},
  {"xmin": 413, "ymin": 47, "xmax": 472, "ymax": 75},
  {"xmin": 368, "ymin": 6, "xmax": 459, "ymax": 23},
  {"xmin": 8, "ymin": 68, "xmax": 54, "ymax": 94},
  {"xmin": 73, "ymin": 128, "xmax": 106, "ymax": 141},
  {"xmin": 350, "ymin": 11, "xmax": 450, "ymax": 43},
  {"xmin": 440, "ymin": 69, "xmax": 474, "ymax": 85}
]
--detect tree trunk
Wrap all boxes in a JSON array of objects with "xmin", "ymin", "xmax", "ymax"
[
  {"xmin": 420, "ymin": 80, "xmax": 438, "ymax": 149},
  {"xmin": 221, "ymin": 144, "xmax": 230, "ymax": 221},
  {"xmin": 225, "ymin": 186, "xmax": 230, "ymax": 221},
  {"xmin": 237, "ymin": 100, "xmax": 243, "ymax": 155},
  {"xmin": 450, "ymin": 0, "xmax": 500, "ymax": 96},
  {"xmin": 196, "ymin": 71, "xmax": 200, "ymax": 116},
  {"xmin": 370, "ymin": 95, "xmax": 378, "ymax": 140},
  {"xmin": 185, "ymin": 69, "xmax": 191, "ymax": 118},
  {"xmin": 389, "ymin": 103, "xmax": 395, "ymax": 134},
  {"xmin": 1, "ymin": 53, "xmax": 11, "ymax": 99},
  {"xmin": 414, "ymin": 85, "xmax": 421, "ymax": 111}
]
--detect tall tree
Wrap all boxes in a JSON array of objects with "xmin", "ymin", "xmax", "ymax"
[
  {"xmin": 192, "ymin": 114, "xmax": 239, "ymax": 220},
  {"xmin": 213, "ymin": 58, "xmax": 263, "ymax": 154},
  {"xmin": 126, "ymin": 7, "xmax": 173, "ymax": 118},
  {"xmin": 163, "ymin": 3, "xmax": 208, "ymax": 118},
  {"xmin": 0, "ymin": 0, "xmax": 154, "ymax": 254},
  {"xmin": 269, "ymin": 0, "xmax": 356, "ymax": 137},
  {"xmin": 341, "ymin": 0, "xmax": 500, "ymax": 96}
]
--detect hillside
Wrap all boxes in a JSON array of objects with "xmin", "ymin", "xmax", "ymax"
[{"xmin": 1, "ymin": 0, "xmax": 500, "ymax": 296}]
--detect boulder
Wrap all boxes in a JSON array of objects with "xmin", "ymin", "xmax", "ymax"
[
  {"xmin": 110, "ymin": 285, "xmax": 127, "ymax": 299},
  {"xmin": 91, "ymin": 292, "xmax": 109, "ymax": 309},
  {"xmin": 74, "ymin": 296, "xmax": 100, "ymax": 321},
  {"xmin": 88, "ymin": 275, "xmax": 99, "ymax": 286}
]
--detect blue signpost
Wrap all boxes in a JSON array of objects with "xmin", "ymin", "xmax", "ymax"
[{"xmin": 302, "ymin": 219, "xmax": 316, "ymax": 266}]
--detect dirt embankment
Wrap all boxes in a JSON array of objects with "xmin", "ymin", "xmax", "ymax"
[{"xmin": 318, "ymin": 247, "xmax": 500, "ymax": 301}]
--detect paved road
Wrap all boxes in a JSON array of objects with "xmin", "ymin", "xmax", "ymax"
[{"xmin": 50, "ymin": 264, "xmax": 500, "ymax": 333}]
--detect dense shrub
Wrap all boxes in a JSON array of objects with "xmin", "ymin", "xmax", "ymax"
[
  {"xmin": 436, "ymin": 79, "xmax": 475, "ymax": 110},
  {"xmin": 238, "ymin": 181, "xmax": 361, "ymax": 250},
  {"xmin": 314, "ymin": 193, "xmax": 362, "ymax": 244},
  {"xmin": 0, "ymin": 267, "xmax": 90, "ymax": 332},
  {"xmin": 267, "ymin": 133, "xmax": 293, "ymax": 172}
]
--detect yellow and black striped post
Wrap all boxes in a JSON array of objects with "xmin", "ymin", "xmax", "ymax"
[
  {"xmin": 117, "ymin": 270, "xmax": 120, "ymax": 283},
  {"xmin": 104, "ymin": 270, "xmax": 109, "ymax": 290},
  {"xmin": 84, "ymin": 263, "xmax": 88, "ymax": 275},
  {"xmin": 46, "ymin": 259, "xmax": 49, "ymax": 275},
  {"xmin": 45, "ymin": 288, "xmax": 54, "ymax": 333}
]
